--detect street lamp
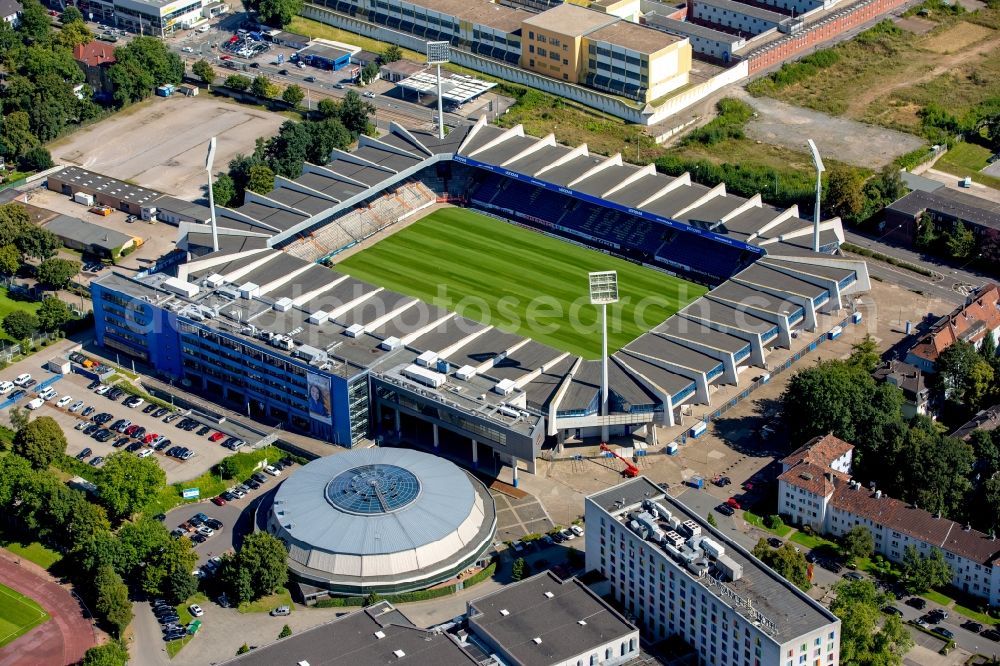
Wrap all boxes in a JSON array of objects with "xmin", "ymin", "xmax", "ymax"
[
  {"xmin": 807, "ymin": 139, "xmax": 825, "ymax": 253},
  {"xmin": 205, "ymin": 137, "xmax": 219, "ymax": 252},
  {"xmin": 589, "ymin": 271, "xmax": 618, "ymax": 442},
  {"xmin": 426, "ymin": 41, "xmax": 449, "ymax": 141}
]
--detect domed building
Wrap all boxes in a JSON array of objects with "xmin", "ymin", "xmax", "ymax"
[{"xmin": 264, "ymin": 448, "xmax": 496, "ymax": 595}]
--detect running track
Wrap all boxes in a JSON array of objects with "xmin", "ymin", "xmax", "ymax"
[{"xmin": 0, "ymin": 550, "xmax": 99, "ymax": 665}]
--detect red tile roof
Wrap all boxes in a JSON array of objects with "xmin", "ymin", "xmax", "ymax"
[
  {"xmin": 778, "ymin": 461, "xmax": 847, "ymax": 496},
  {"xmin": 908, "ymin": 283, "xmax": 1000, "ymax": 365},
  {"xmin": 830, "ymin": 483, "xmax": 1000, "ymax": 566},
  {"xmin": 73, "ymin": 41, "xmax": 116, "ymax": 68},
  {"xmin": 780, "ymin": 434, "xmax": 853, "ymax": 470}
]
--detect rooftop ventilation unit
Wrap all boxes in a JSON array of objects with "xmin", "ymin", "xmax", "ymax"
[
  {"xmin": 381, "ymin": 336, "xmax": 402, "ymax": 351},
  {"xmin": 402, "ymin": 364, "xmax": 446, "ymax": 388},
  {"xmin": 216, "ymin": 286, "xmax": 240, "ymax": 300},
  {"xmin": 532, "ymin": 638, "xmax": 542, "ymax": 645},
  {"xmin": 294, "ymin": 345, "xmax": 327, "ymax": 365},
  {"xmin": 163, "ymin": 277, "xmax": 200, "ymax": 298},
  {"xmin": 416, "ymin": 350, "xmax": 439, "ymax": 368},
  {"xmin": 543, "ymin": 591, "xmax": 554, "ymax": 599},
  {"xmin": 499, "ymin": 609, "xmax": 509, "ymax": 616},
  {"xmin": 345, "ymin": 324, "xmax": 365, "ymax": 338},
  {"xmin": 577, "ymin": 620, "xmax": 587, "ymax": 626},
  {"xmin": 716, "ymin": 553, "xmax": 743, "ymax": 581},
  {"xmin": 681, "ymin": 520, "xmax": 701, "ymax": 538},
  {"xmin": 700, "ymin": 537, "xmax": 725, "ymax": 560},
  {"xmin": 664, "ymin": 531, "xmax": 685, "ymax": 548},
  {"xmin": 455, "ymin": 365, "xmax": 477, "ymax": 381},
  {"xmin": 204, "ymin": 273, "xmax": 225, "ymax": 288},
  {"xmin": 493, "ymin": 378, "xmax": 516, "ymax": 396},
  {"xmin": 273, "ymin": 297, "xmax": 293, "ymax": 312},
  {"xmin": 393, "ymin": 650, "xmax": 405, "ymax": 658},
  {"xmin": 238, "ymin": 282, "xmax": 260, "ymax": 299},
  {"xmin": 374, "ymin": 631, "xmax": 385, "ymax": 639},
  {"xmin": 307, "ymin": 310, "xmax": 329, "ymax": 325}
]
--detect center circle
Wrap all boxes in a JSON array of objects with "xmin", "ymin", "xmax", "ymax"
[{"xmin": 325, "ymin": 464, "xmax": 421, "ymax": 515}]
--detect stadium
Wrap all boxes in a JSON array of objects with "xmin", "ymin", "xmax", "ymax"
[
  {"xmin": 263, "ymin": 447, "xmax": 496, "ymax": 595},
  {"xmin": 91, "ymin": 118, "xmax": 870, "ymax": 480}
]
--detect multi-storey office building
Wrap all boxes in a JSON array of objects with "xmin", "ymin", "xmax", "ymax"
[
  {"xmin": 585, "ymin": 478, "xmax": 841, "ymax": 665},
  {"xmin": 76, "ymin": 0, "xmax": 220, "ymax": 34}
]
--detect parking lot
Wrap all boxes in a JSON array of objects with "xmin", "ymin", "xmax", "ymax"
[{"xmin": 1, "ymin": 369, "xmax": 240, "ymax": 484}]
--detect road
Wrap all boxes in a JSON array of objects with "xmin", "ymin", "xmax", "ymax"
[
  {"xmin": 843, "ymin": 229, "xmax": 989, "ymax": 306},
  {"xmin": 889, "ymin": 598, "xmax": 998, "ymax": 656}
]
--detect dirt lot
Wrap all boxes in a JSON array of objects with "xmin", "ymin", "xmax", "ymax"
[{"xmin": 49, "ymin": 95, "xmax": 286, "ymax": 201}]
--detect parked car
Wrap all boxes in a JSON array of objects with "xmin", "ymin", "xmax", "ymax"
[
  {"xmin": 13, "ymin": 373, "xmax": 32, "ymax": 387},
  {"xmin": 844, "ymin": 572, "xmax": 865, "ymax": 581},
  {"xmin": 82, "ymin": 405, "xmax": 96, "ymax": 417},
  {"xmin": 191, "ymin": 533, "xmax": 207, "ymax": 544},
  {"xmin": 197, "ymin": 425, "xmax": 212, "ymax": 436},
  {"xmin": 931, "ymin": 627, "xmax": 954, "ymax": 640},
  {"xmin": 89, "ymin": 456, "xmax": 104, "ymax": 466},
  {"xmin": 94, "ymin": 429, "xmax": 114, "ymax": 442},
  {"xmin": 209, "ymin": 432, "xmax": 225, "ymax": 442},
  {"xmin": 188, "ymin": 604, "xmax": 204, "ymax": 617},
  {"xmin": 136, "ymin": 448, "xmax": 153, "ymax": 458},
  {"xmin": 882, "ymin": 606, "xmax": 902, "ymax": 617},
  {"xmin": 270, "ymin": 605, "xmax": 291, "ymax": 616},
  {"xmin": 10, "ymin": 390, "xmax": 26, "ymax": 401},
  {"xmin": 714, "ymin": 503, "xmax": 735, "ymax": 516},
  {"xmin": 164, "ymin": 413, "xmax": 180, "ymax": 423},
  {"xmin": 205, "ymin": 518, "xmax": 223, "ymax": 530},
  {"xmin": 113, "ymin": 437, "xmax": 130, "ymax": 448},
  {"xmin": 246, "ymin": 478, "xmax": 261, "ymax": 490},
  {"xmin": 961, "ymin": 621, "xmax": 983, "ymax": 633},
  {"xmin": 982, "ymin": 629, "xmax": 1000, "ymax": 641},
  {"xmin": 56, "ymin": 395, "xmax": 73, "ymax": 408},
  {"xmin": 76, "ymin": 447, "xmax": 93, "ymax": 460},
  {"xmin": 570, "ymin": 525, "xmax": 584, "ymax": 537},
  {"xmin": 927, "ymin": 608, "xmax": 948, "ymax": 622},
  {"xmin": 125, "ymin": 441, "xmax": 143, "ymax": 453},
  {"xmin": 94, "ymin": 385, "xmax": 111, "ymax": 395},
  {"xmin": 264, "ymin": 464, "xmax": 280, "ymax": 476},
  {"xmin": 154, "ymin": 407, "xmax": 169, "ymax": 418},
  {"xmin": 143, "ymin": 403, "xmax": 157, "ymax": 414},
  {"xmin": 125, "ymin": 396, "xmax": 144, "ymax": 408},
  {"xmin": 767, "ymin": 537, "xmax": 783, "ymax": 548},
  {"xmin": 69, "ymin": 400, "xmax": 85, "ymax": 412},
  {"xmin": 725, "ymin": 497, "xmax": 741, "ymax": 510},
  {"xmin": 211, "ymin": 495, "xmax": 227, "ymax": 506}
]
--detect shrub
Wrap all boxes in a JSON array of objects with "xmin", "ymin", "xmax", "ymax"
[{"xmin": 765, "ymin": 514, "xmax": 784, "ymax": 530}]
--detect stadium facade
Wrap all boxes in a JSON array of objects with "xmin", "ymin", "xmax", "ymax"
[
  {"xmin": 264, "ymin": 447, "xmax": 496, "ymax": 594},
  {"xmin": 90, "ymin": 119, "xmax": 869, "ymax": 476}
]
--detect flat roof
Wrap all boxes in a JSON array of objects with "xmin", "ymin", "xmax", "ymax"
[
  {"xmin": 44, "ymin": 215, "xmax": 133, "ymax": 250},
  {"xmin": 586, "ymin": 20, "xmax": 684, "ymax": 53},
  {"xmin": 407, "ymin": 0, "xmax": 533, "ymax": 32},
  {"xmin": 521, "ymin": 3, "xmax": 617, "ymax": 35},
  {"xmin": 693, "ymin": 0, "xmax": 787, "ymax": 22},
  {"xmin": 396, "ymin": 71, "xmax": 497, "ymax": 104},
  {"xmin": 645, "ymin": 13, "xmax": 746, "ymax": 44},
  {"xmin": 50, "ymin": 165, "xmax": 162, "ymax": 207},
  {"xmin": 468, "ymin": 572, "xmax": 637, "ymax": 666}
]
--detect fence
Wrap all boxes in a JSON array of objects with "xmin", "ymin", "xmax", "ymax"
[{"xmin": 0, "ymin": 331, "xmax": 63, "ymax": 364}]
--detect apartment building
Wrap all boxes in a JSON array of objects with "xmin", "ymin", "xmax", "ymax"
[
  {"xmin": 778, "ymin": 435, "xmax": 1000, "ymax": 605},
  {"xmin": 520, "ymin": 3, "xmax": 691, "ymax": 101},
  {"xmin": 904, "ymin": 283, "xmax": 1000, "ymax": 373},
  {"xmin": 585, "ymin": 478, "xmax": 841, "ymax": 666}
]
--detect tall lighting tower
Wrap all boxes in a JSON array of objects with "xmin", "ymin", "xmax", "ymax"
[
  {"xmin": 205, "ymin": 136, "xmax": 219, "ymax": 253},
  {"xmin": 807, "ymin": 138, "xmax": 825, "ymax": 253},
  {"xmin": 426, "ymin": 41, "xmax": 450, "ymax": 140},
  {"xmin": 589, "ymin": 271, "xmax": 619, "ymax": 442}
]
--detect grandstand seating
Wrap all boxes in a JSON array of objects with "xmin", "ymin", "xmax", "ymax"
[{"xmin": 281, "ymin": 181, "xmax": 436, "ymax": 262}]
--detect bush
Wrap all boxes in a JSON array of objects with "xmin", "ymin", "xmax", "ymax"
[
  {"xmin": 682, "ymin": 98, "xmax": 753, "ymax": 146},
  {"xmin": 748, "ymin": 48, "xmax": 841, "ymax": 94},
  {"xmin": 765, "ymin": 514, "xmax": 784, "ymax": 530}
]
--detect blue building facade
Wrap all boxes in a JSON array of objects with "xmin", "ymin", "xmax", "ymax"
[{"xmin": 92, "ymin": 279, "xmax": 367, "ymax": 446}]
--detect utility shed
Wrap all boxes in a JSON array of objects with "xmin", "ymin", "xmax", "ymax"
[{"xmin": 43, "ymin": 214, "xmax": 136, "ymax": 258}]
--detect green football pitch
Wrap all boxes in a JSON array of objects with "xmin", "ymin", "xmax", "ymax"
[
  {"xmin": 0, "ymin": 583, "xmax": 49, "ymax": 648},
  {"xmin": 336, "ymin": 208, "xmax": 706, "ymax": 359}
]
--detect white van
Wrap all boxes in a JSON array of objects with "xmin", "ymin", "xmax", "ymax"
[
  {"xmin": 14, "ymin": 373, "xmax": 32, "ymax": 387},
  {"xmin": 197, "ymin": 24, "xmax": 210, "ymax": 32},
  {"xmin": 0, "ymin": 381, "xmax": 13, "ymax": 394},
  {"xmin": 26, "ymin": 397, "xmax": 44, "ymax": 410}
]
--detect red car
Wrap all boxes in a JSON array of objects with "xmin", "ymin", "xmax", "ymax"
[
  {"xmin": 726, "ymin": 498, "xmax": 741, "ymax": 510},
  {"xmin": 144, "ymin": 432, "xmax": 158, "ymax": 444},
  {"xmin": 125, "ymin": 424, "xmax": 139, "ymax": 436},
  {"xmin": 211, "ymin": 495, "xmax": 227, "ymax": 506},
  {"xmin": 209, "ymin": 432, "xmax": 225, "ymax": 442}
]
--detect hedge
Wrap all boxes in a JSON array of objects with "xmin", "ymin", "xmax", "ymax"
[{"xmin": 113, "ymin": 382, "xmax": 176, "ymax": 412}]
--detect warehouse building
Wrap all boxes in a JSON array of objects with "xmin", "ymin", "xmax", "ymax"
[
  {"xmin": 43, "ymin": 215, "xmax": 139, "ymax": 259},
  {"xmin": 585, "ymin": 478, "xmax": 842, "ymax": 664}
]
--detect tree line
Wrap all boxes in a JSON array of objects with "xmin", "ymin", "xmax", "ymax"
[{"xmin": 212, "ymin": 91, "xmax": 375, "ymax": 207}]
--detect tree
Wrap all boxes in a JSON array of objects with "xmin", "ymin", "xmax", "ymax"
[
  {"xmin": 116, "ymin": 516, "xmax": 171, "ymax": 579},
  {"xmin": 61, "ymin": 6, "xmax": 84, "ymax": 23},
  {"xmin": 752, "ymin": 539, "xmax": 810, "ymax": 590},
  {"xmin": 305, "ymin": 117, "xmax": 351, "ymax": 164},
  {"xmin": 382, "ymin": 44, "xmax": 402, "ymax": 63},
  {"xmin": 95, "ymin": 565, "xmax": 132, "ymax": 637},
  {"xmin": 225, "ymin": 74, "xmax": 252, "ymax": 91},
  {"xmin": 237, "ymin": 532, "xmax": 288, "ymax": 599},
  {"xmin": 18, "ymin": 226, "xmax": 61, "ymax": 261},
  {"xmin": 142, "ymin": 535, "xmax": 197, "ymax": 597},
  {"xmin": 935, "ymin": 340, "xmax": 993, "ymax": 410},
  {"xmin": 317, "ymin": 97, "xmax": 339, "ymax": 118},
  {"xmin": 945, "ymin": 221, "xmax": 976, "ymax": 259},
  {"xmin": 109, "ymin": 37, "xmax": 184, "ymax": 106},
  {"xmin": 19, "ymin": 0, "xmax": 52, "ymax": 42},
  {"xmin": 915, "ymin": 212, "xmax": 938, "ymax": 251},
  {"xmin": 250, "ymin": 74, "xmax": 277, "ymax": 99},
  {"xmin": 511, "ymin": 557, "xmax": 527, "ymax": 581},
  {"xmin": 279, "ymin": 624, "xmax": 292, "ymax": 638},
  {"xmin": 0, "ymin": 244, "xmax": 21, "ymax": 275},
  {"xmin": 360, "ymin": 62, "xmax": 379, "ymax": 85},
  {"xmin": 35, "ymin": 258, "xmax": 80, "ymax": 289},
  {"xmin": 706, "ymin": 512, "xmax": 717, "ymax": 527},
  {"xmin": 12, "ymin": 416, "xmax": 65, "ymax": 469},
  {"xmin": 338, "ymin": 90, "xmax": 376, "ymax": 137},
  {"xmin": 37, "ymin": 297, "xmax": 72, "ymax": 332},
  {"xmin": 825, "ymin": 167, "xmax": 867, "ymax": 225},
  {"xmin": 166, "ymin": 567, "xmax": 199, "ymax": 605},
  {"xmin": 192, "ymin": 59, "xmax": 215, "ymax": 86},
  {"xmin": 246, "ymin": 164, "xmax": 275, "ymax": 195},
  {"xmin": 764, "ymin": 514, "xmax": 784, "ymax": 530},
  {"xmin": 842, "ymin": 526, "xmax": 874, "ymax": 562},
  {"xmin": 0, "ymin": 112, "xmax": 39, "ymax": 162},
  {"xmin": 363, "ymin": 591, "xmax": 381, "ymax": 607},
  {"xmin": 282, "ymin": 84, "xmax": 305, "ymax": 108},
  {"xmin": 8, "ymin": 407, "xmax": 30, "ymax": 432},
  {"xmin": 870, "ymin": 165, "xmax": 907, "ymax": 206},
  {"xmin": 53, "ymin": 19, "xmax": 93, "ymax": 49},
  {"xmin": 237, "ymin": 644, "xmax": 250, "ymax": 655},
  {"xmin": 218, "ymin": 553, "xmax": 254, "ymax": 604},
  {"xmin": 250, "ymin": 0, "xmax": 304, "ymax": 27},
  {"xmin": 97, "ymin": 452, "xmax": 167, "ymax": 520},
  {"xmin": 832, "ymin": 579, "xmax": 911, "ymax": 666},
  {"xmin": 17, "ymin": 146, "xmax": 53, "ymax": 171},
  {"xmin": 900, "ymin": 545, "xmax": 951, "ymax": 595},
  {"xmin": 900, "ymin": 416, "xmax": 974, "ymax": 517},
  {"xmin": 212, "ymin": 172, "xmax": 236, "ymax": 208},
  {"xmin": 3, "ymin": 310, "xmax": 39, "ymax": 340},
  {"xmin": 82, "ymin": 641, "xmax": 129, "ymax": 666}
]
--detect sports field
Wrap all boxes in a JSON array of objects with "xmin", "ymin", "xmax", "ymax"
[
  {"xmin": 0, "ymin": 582, "xmax": 49, "ymax": 648},
  {"xmin": 336, "ymin": 208, "xmax": 706, "ymax": 358}
]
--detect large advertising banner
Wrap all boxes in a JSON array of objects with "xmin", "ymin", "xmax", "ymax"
[{"xmin": 307, "ymin": 372, "xmax": 333, "ymax": 425}]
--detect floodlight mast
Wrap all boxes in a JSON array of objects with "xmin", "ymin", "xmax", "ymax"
[
  {"xmin": 205, "ymin": 136, "xmax": 219, "ymax": 253},
  {"xmin": 589, "ymin": 271, "xmax": 619, "ymax": 442},
  {"xmin": 807, "ymin": 139, "xmax": 825, "ymax": 253},
  {"xmin": 426, "ymin": 41, "xmax": 450, "ymax": 140}
]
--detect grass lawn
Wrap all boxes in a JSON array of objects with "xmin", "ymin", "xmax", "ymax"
[
  {"xmin": 923, "ymin": 589, "xmax": 953, "ymax": 606},
  {"xmin": 336, "ymin": 208, "xmax": 706, "ymax": 358},
  {"xmin": 742, "ymin": 511, "xmax": 793, "ymax": 537},
  {"xmin": 935, "ymin": 142, "xmax": 1000, "ymax": 190},
  {"xmin": 238, "ymin": 587, "xmax": 292, "ymax": 614},
  {"xmin": 0, "ymin": 583, "xmax": 49, "ymax": 648},
  {"xmin": 166, "ymin": 592, "xmax": 209, "ymax": 659},
  {"xmin": 953, "ymin": 602, "xmax": 999, "ymax": 626},
  {"xmin": 0, "ymin": 532, "xmax": 63, "ymax": 570},
  {"xmin": 790, "ymin": 531, "xmax": 840, "ymax": 552},
  {"xmin": 0, "ymin": 288, "xmax": 42, "ymax": 342},
  {"xmin": 286, "ymin": 17, "xmax": 424, "ymax": 62}
]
